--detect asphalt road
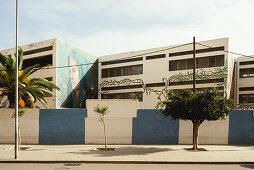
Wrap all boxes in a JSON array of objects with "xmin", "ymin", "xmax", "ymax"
[{"xmin": 0, "ymin": 163, "xmax": 254, "ymax": 170}]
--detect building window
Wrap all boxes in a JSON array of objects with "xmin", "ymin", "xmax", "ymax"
[
  {"xmin": 179, "ymin": 60, "xmax": 187, "ymax": 70},
  {"xmin": 239, "ymin": 68, "xmax": 254, "ymax": 78},
  {"xmin": 173, "ymin": 87, "xmax": 224, "ymax": 96},
  {"xmin": 240, "ymin": 60, "xmax": 254, "ymax": 66},
  {"xmin": 197, "ymin": 57, "xmax": 209, "ymax": 68},
  {"xmin": 239, "ymin": 94, "xmax": 254, "ymax": 104},
  {"xmin": 101, "ymin": 57, "xmax": 143, "ymax": 66},
  {"xmin": 169, "ymin": 55, "xmax": 224, "ymax": 71},
  {"xmin": 45, "ymin": 77, "xmax": 53, "ymax": 81},
  {"xmin": 216, "ymin": 55, "xmax": 224, "ymax": 66},
  {"xmin": 187, "ymin": 59, "xmax": 194, "ymax": 69},
  {"xmin": 146, "ymin": 54, "xmax": 166, "ymax": 60},
  {"xmin": 23, "ymin": 55, "xmax": 52, "ymax": 69},
  {"xmin": 146, "ymin": 82, "xmax": 166, "ymax": 87},
  {"xmin": 101, "ymin": 64, "xmax": 143, "ymax": 78},
  {"xmin": 169, "ymin": 60, "xmax": 177, "ymax": 71},
  {"xmin": 209, "ymin": 56, "xmax": 216, "ymax": 67},
  {"xmin": 101, "ymin": 84, "xmax": 143, "ymax": 91},
  {"xmin": 101, "ymin": 92, "xmax": 143, "ymax": 101},
  {"xmin": 168, "ymin": 78, "xmax": 224, "ymax": 86},
  {"xmin": 239, "ymin": 87, "xmax": 254, "ymax": 91},
  {"xmin": 102, "ymin": 69, "xmax": 109, "ymax": 78},
  {"xmin": 168, "ymin": 46, "xmax": 224, "ymax": 57}
]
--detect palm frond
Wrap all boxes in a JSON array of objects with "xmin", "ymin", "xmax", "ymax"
[
  {"xmin": 18, "ymin": 47, "xmax": 23, "ymax": 70},
  {"xmin": 36, "ymin": 96, "xmax": 48, "ymax": 108}
]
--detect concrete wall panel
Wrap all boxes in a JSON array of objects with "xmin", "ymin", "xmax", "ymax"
[
  {"xmin": 86, "ymin": 99, "xmax": 138, "ymax": 118},
  {"xmin": 85, "ymin": 99, "xmax": 137, "ymax": 144},
  {"xmin": 0, "ymin": 109, "xmax": 39, "ymax": 144},
  {"xmin": 179, "ymin": 117, "xmax": 229, "ymax": 144},
  {"xmin": 85, "ymin": 117, "xmax": 133, "ymax": 144}
]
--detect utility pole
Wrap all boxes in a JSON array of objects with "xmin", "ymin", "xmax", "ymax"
[
  {"xmin": 15, "ymin": 0, "xmax": 19, "ymax": 159},
  {"xmin": 193, "ymin": 36, "xmax": 196, "ymax": 93},
  {"xmin": 192, "ymin": 36, "xmax": 196, "ymax": 146}
]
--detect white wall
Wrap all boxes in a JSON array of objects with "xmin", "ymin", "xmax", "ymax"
[
  {"xmin": 0, "ymin": 109, "xmax": 39, "ymax": 144},
  {"xmin": 179, "ymin": 117, "xmax": 229, "ymax": 144},
  {"xmin": 85, "ymin": 99, "xmax": 138, "ymax": 144}
]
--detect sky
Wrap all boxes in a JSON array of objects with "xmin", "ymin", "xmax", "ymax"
[{"xmin": 0, "ymin": 0, "xmax": 254, "ymax": 57}]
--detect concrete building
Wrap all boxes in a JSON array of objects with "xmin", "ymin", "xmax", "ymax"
[
  {"xmin": 0, "ymin": 39, "xmax": 98, "ymax": 108},
  {"xmin": 235, "ymin": 56, "xmax": 254, "ymax": 104},
  {"xmin": 98, "ymin": 38, "xmax": 235, "ymax": 109}
]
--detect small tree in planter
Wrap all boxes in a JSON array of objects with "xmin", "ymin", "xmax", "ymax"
[
  {"xmin": 12, "ymin": 108, "xmax": 29, "ymax": 150},
  {"xmin": 94, "ymin": 104, "xmax": 114, "ymax": 150},
  {"xmin": 158, "ymin": 88, "xmax": 234, "ymax": 151}
]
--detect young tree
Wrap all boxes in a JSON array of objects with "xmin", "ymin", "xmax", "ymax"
[
  {"xmin": 94, "ymin": 104, "xmax": 109, "ymax": 150},
  {"xmin": 159, "ymin": 88, "xmax": 234, "ymax": 151},
  {"xmin": 11, "ymin": 108, "xmax": 29, "ymax": 150}
]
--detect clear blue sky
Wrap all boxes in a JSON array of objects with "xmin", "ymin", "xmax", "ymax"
[{"xmin": 1, "ymin": 0, "xmax": 254, "ymax": 56}]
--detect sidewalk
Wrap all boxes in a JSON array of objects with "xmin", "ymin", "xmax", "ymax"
[{"xmin": 0, "ymin": 145, "xmax": 254, "ymax": 163}]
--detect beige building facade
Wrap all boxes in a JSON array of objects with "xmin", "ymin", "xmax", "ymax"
[
  {"xmin": 235, "ymin": 56, "xmax": 254, "ymax": 104},
  {"xmin": 98, "ymin": 38, "xmax": 234, "ymax": 109}
]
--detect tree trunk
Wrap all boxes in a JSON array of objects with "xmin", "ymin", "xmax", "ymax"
[
  {"xmin": 18, "ymin": 117, "xmax": 21, "ymax": 150},
  {"xmin": 102, "ymin": 120, "xmax": 107, "ymax": 149},
  {"xmin": 7, "ymin": 94, "xmax": 15, "ymax": 108},
  {"xmin": 192, "ymin": 121, "xmax": 201, "ymax": 151}
]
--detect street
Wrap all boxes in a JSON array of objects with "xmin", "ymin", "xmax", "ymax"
[{"xmin": 0, "ymin": 163, "xmax": 254, "ymax": 170}]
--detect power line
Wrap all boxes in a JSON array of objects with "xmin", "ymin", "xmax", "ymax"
[
  {"xmin": 0, "ymin": 42, "xmax": 192, "ymax": 71},
  {"xmin": 1, "ymin": 41, "xmax": 253, "ymax": 71},
  {"xmin": 196, "ymin": 42, "xmax": 254, "ymax": 59},
  {"xmin": 42, "ymin": 42, "xmax": 192, "ymax": 70}
]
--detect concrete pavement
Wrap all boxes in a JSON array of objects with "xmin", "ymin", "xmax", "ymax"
[{"xmin": 0, "ymin": 145, "xmax": 254, "ymax": 163}]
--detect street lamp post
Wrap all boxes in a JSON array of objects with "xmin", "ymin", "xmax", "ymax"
[{"xmin": 15, "ymin": 0, "xmax": 19, "ymax": 159}]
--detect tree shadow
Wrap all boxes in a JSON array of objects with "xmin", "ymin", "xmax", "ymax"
[
  {"xmin": 25, "ymin": 148, "xmax": 46, "ymax": 151},
  {"xmin": 206, "ymin": 150, "xmax": 239, "ymax": 152},
  {"xmin": 240, "ymin": 165, "xmax": 254, "ymax": 169},
  {"xmin": 64, "ymin": 146, "xmax": 178, "ymax": 157}
]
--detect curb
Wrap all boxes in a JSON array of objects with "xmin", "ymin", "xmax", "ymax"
[{"xmin": 0, "ymin": 160, "xmax": 254, "ymax": 164}]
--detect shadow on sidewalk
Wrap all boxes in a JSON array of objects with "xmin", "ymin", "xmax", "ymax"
[
  {"xmin": 240, "ymin": 164, "xmax": 254, "ymax": 169},
  {"xmin": 64, "ymin": 146, "xmax": 178, "ymax": 157}
]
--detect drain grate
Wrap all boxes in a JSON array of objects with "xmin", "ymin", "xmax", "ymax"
[
  {"xmin": 53, "ymin": 168, "xmax": 70, "ymax": 170},
  {"xmin": 64, "ymin": 163, "xmax": 82, "ymax": 166}
]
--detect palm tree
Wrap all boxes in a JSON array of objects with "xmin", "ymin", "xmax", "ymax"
[
  {"xmin": 0, "ymin": 48, "xmax": 60, "ymax": 149},
  {"xmin": 0, "ymin": 48, "xmax": 59, "ymax": 108}
]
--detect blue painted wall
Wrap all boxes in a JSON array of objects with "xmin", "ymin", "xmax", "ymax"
[
  {"xmin": 37, "ymin": 109, "xmax": 254, "ymax": 145},
  {"xmin": 39, "ymin": 109, "xmax": 87, "ymax": 144},
  {"xmin": 228, "ymin": 110, "xmax": 254, "ymax": 145},
  {"xmin": 132, "ymin": 109, "xmax": 179, "ymax": 144}
]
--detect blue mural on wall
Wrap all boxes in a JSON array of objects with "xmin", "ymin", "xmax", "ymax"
[{"xmin": 57, "ymin": 40, "xmax": 98, "ymax": 108}]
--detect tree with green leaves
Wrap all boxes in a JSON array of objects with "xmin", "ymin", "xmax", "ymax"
[
  {"xmin": 94, "ymin": 104, "xmax": 110, "ymax": 150},
  {"xmin": 0, "ymin": 48, "xmax": 60, "ymax": 108},
  {"xmin": 0, "ymin": 48, "xmax": 60, "ymax": 149},
  {"xmin": 159, "ymin": 88, "xmax": 234, "ymax": 151}
]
